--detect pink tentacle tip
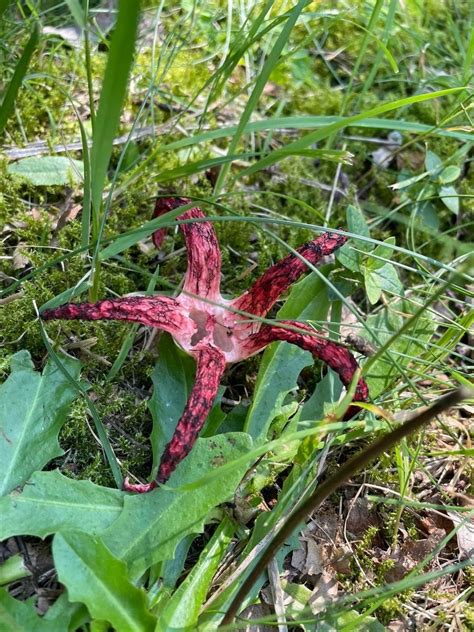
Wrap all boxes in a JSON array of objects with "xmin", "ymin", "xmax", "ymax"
[
  {"xmin": 122, "ymin": 477, "xmax": 158, "ymax": 494},
  {"xmin": 43, "ymin": 198, "xmax": 370, "ymax": 491}
]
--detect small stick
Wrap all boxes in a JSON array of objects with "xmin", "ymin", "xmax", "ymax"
[{"xmin": 220, "ymin": 387, "xmax": 472, "ymax": 627}]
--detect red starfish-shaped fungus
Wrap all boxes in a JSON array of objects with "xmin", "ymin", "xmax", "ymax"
[{"xmin": 42, "ymin": 198, "xmax": 369, "ymax": 492}]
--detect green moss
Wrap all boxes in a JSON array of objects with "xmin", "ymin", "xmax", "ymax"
[
  {"xmin": 59, "ymin": 380, "xmax": 153, "ymax": 487},
  {"xmin": 6, "ymin": 38, "xmax": 94, "ymax": 145},
  {"xmin": 374, "ymin": 592, "xmax": 412, "ymax": 625},
  {"xmin": 0, "ymin": 160, "xmax": 25, "ymax": 225}
]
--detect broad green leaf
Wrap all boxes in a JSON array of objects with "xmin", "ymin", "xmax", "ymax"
[
  {"xmin": 43, "ymin": 594, "xmax": 88, "ymax": 631},
  {"xmin": 158, "ymin": 534, "xmax": 195, "ymax": 594},
  {"xmin": 90, "ymin": 0, "xmax": 140, "ymax": 215},
  {"xmin": 53, "ymin": 532, "xmax": 156, "ymax": 632},
  {"xmin": 298, "ymin": 371, "xmax": 342, "ymax": 424},
  {"xmin": 149, "ymin": 334, "xmax": 195, "ymax": 472},
  {"xmin": 361, "ymin": 302, "xmax": 435, "ymax": 398},
  {"xmin": 244, "ymin": 270, "xmax": 331, "ymax": 440},
  {"xmin": 337, "ymin": 205, "xmax": 371, "ymax": 272},
  {"xmin": 439, "ymin": 165, "xmax": 461, "ymax": 184},
  {"xmin": 7, "ymin": 156, "xmax": 84, "ymax": 186},
  {"xmin": 157, "ymin": 518, "xmax": 234, "ymax": 630},
  {"xmin": 0, "ymin": 470, "xmax": 123, "ymax": 540},
  {"xmin": 439, "ymin": 185, "xmax": 459, "ymax": 214},
  {"xmin": 364, "ymin": 269, "xmax": 383, "ymax": 304},
  {"xmin": 417, "ymin": 200, "xmax": 439, "ymax": 232},
  {"xmin": 0, "ymin": 351, "xmax": 80, "ymax": 496},
  {"xmin": 367, "ymin": 236, "xmax": 396, "ymax": 270},
  {"xmin": 347, "ymin": 205, "xmax": 371, "ymax": 249},
  {"xmin": 0, "ymin": 25, "xmax": 38, "ymax": 136},
  {"xmin": 425, "ymin": 150, "xmax": 442, "ymax": 172},
  {"xmin": 0, "ymin": 555, "xmax": 30, "ymax": 585},
  {"xmin": 102, "ymin": 432, "xmax": 252, "ymax": 577},
  {"xmin": 0, "ymin": 588, "xmax": 72, "ymax": 632},
  {"xmin": 375, "ymin": 262, "xmax": 404, "ymax": 297}
]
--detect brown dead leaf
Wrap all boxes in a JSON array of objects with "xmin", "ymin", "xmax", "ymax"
[
  {"xmin": 28, "ymin": 207, "xmax": 42, "ymax": 222},
  {"xmin": 12, "ymin": 244, "xmax": 30, "ymax": 270},
  {"xmin": 345, "ymin": 497, "xmax": 381, "ymax": 539},
  {"xmin": 302, "ymin": 538, "xmax": 324, "ymax": 576},
  {"xmin": 53, "ymin": 203, "xmax": 82, "ymax": 233},
  {"xmin": 329, "ymin": 545, "xmax": 353, "ymax": 575},
  {"xmin": 1, "ymin": 221, "xmax": 27, "ymax": 235},
  {"xmin": 382, "ymin": 531, "xmax": 444, "ymax": 583},
  {"xmin": 446, "ymin": 511, "xmax": 474, "ymax": 560},
  {"xmin": 308, "ymin": 506, "xmax": 339, "ymax": 542},
  {"xmin": 238, "ymin": 603, "xmax": 273, "ymax": 631},
  {"xmin": 262, "ymin": 82, "xmax": 280, "ymax": 97},
  {"xmin": 308, "ymin": 571, "xmax": 338, "ymax": 615}
]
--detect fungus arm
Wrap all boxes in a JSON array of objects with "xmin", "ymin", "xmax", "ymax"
[
  {"xmin": 232, "ymin": 232, "xmax": 347, "ymax": 318},
  {"xmin": 246, "ymin": 321, "xmax": 368, "ymax": 419},
  {"xmin": 153, "ymin": 197, "xmax": 222, "ymax": 300},
  {"xmin": 124, "ymin": 344, "xmax": 226, "ymax": 493},
  {"xmin": 41, "ymin": 296, "xmax": 195, "ymax": 339}
]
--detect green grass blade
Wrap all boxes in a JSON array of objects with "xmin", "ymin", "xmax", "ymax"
[
  {"xmin": 0, "ymin": 24, "xmax": 39, "ymax": 136},
  {"xmin": 213, "ymin": 0, "xmax": 311, "ymax": 194},
  {"xmin": 90, "ymin": 0, "xmax": 141, "ymax": 218},
  {"xmin": 359, "ymin": 0, "xmax": 398, "ymax": 100},
  {"xmin": 0, "ymin": 0, "xmax": 10, "ymax": 21},
  {"xmin": 237, "ymin": 87, "xmax": 466, "ymax": 178},
  {"xmin": 338, "ymin": 0, "xmax": 384, "ymax": 118},
  {"xmin": 64, "ymin": 0, "xmax": 85, "ymax": 28},
  {"xmin": 140, "ymin": 115, "xmax": 474, "ymax": 164}
]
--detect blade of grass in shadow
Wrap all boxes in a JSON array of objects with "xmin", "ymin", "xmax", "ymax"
[
  {"xmin": 358, "ymin": 0, "xmax": 398, "ymax": 103},
  {"xmin": 0, "ymin": 0, "xmax": 10, "ymax": 21},
  {"xmin": 0, "ymin": 23, "xmax": 39, "ymax": 136},
  {"xmin": 37, "ymin": 309, "xmax": 123, "ymax": 489},
  {"xmin": 331, "ymin": 0, "xmax": 385, "ymax": 140},
  {"xmin": 213, "ymin": 0, "xmax": 311, "ymax": 194},
  {"xmin": 79, "ymin": 112, "xmax": 92, "ymax": 250},
  {"xmin": 89, "ymin": 0, "xmax": 141, "ymax": 300}
]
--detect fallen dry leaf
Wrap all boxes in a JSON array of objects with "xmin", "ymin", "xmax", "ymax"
[
  {"xmin": 446, "ymin": 511, "xmax": 474, "ymax": 560},
  {"xmin": 12, "ymin": 244, "xmax": 30, "ymax": 270},
  {"xmin": 309, "ymin": 571, "xmax": 338, "ymax": 615}
]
